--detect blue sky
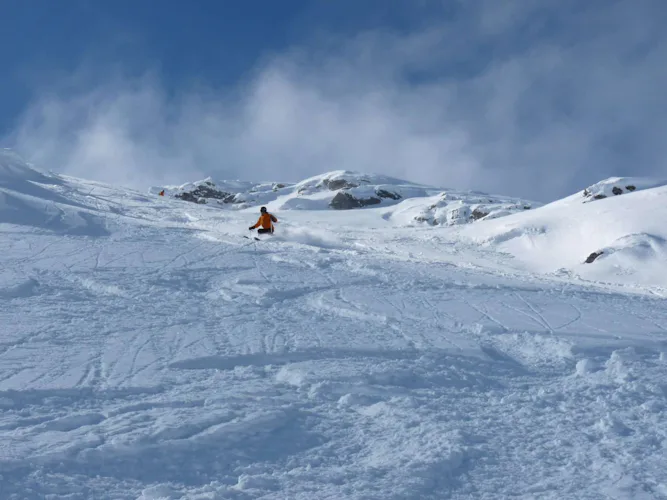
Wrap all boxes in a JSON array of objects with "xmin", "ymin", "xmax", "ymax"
[
  {"xmin": 2, "ymin": 0, "xmax": 666, "ymax": 201},
  {"xmin": 0, "ymin": 0, "xmax": 436, "ymax": 134},
  {"xmin": 0, "ymin": 1, "xmax": 355, "ymax": 131}
]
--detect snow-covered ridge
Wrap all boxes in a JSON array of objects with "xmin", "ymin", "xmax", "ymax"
[
  {"xmin": 0, "ymin": 148, "xmax": 52, "ymax": 184},
  {"xmin": 152, "ymin": 170, "xmax": 540, "ymax": 226},
  {"xmin": 0, "ymin": 149, "xmax": 110, "ymax": 235},
  {"xmin": 151, "ymin": 170, "xmax": 437, "ymax": 209},
  {"xmin": 549, "ymin": 176, "xmax": 667, "ymax": 205},
  {"xmin": 581, "ymin": 176, "xmax": 667, "ymax": 202}
]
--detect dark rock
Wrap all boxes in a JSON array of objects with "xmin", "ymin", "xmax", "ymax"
[
  {"xmin": 329, "ymin": 192, "xmax": 381, "ymax": 209},
  {"xmin": 593, "ymin": 194, "xmax": 607, "ymax": 200},
  {"xmin": 272, "ymin": 183, "xmax": 286, "ymax": 191},
  {"xmin": 585, "ymin": 251, "xmax": 604, "ymax": 263},
  {"xmin": 329, "ymin": 192, "xmax": 359, "ymax": 209},
  {"xmin": 358, "ymin": 197, "xmax": 381, "ymax": 207},
  {"xmin": 175, "ymin": 184, "xmax": 237, "ymax": 204},
  {"xmin": 175, "ymin": 191, "xmax": 207, "ymax": 204},
  {"xmin": 323, "ymin": 179, "xmax": 359, "ymax": 191},
  {"xmin": 375, "ymin": 189, "xmax": 402, "ymax": 200},
  {"xmin": 523, "ymin": 205, "xmax": 531, "ymax": 210},
  {"xmin": 626, "ymin": 185, "xmax": 636, "ymax": 191},
  {"xmin": 414, "ymin": 215, "xmax": 433, "ymax": 223},
  {"xmin": 612, "ymin": 186, "xmax": 623, "ymax": 195},
  {"xmin": 471, "ymin": 209, "xmax": 489, "ymax": 220}
]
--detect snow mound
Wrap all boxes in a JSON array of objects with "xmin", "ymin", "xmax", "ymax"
[
  {"xmin": 581, "ymin": 233, "xmax": 667, "ymax": 284},
  {"xmin": 386, "ymin": 190, "xmax": 537, "ymax": 226},
  {"xmin": 294, "ymin": 170, "xmax": 434, "ymax": 198},
  {"xmin": 461, "ymin": 179, "xmax": 667, "ymax": 286}
]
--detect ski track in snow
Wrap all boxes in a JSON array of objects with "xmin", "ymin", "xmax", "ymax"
[{"xmin": 1, "ymin": 179, "xmax": 667, "ymax": 499}]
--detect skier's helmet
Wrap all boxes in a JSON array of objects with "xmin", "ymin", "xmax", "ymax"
[{"xmin": 260, "ymin": 206, "xmax": 267, "ymax": 213}]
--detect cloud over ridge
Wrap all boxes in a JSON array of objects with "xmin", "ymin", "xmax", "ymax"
[{"xmin": 6, "ymin": 0, "xmax": 667, "ymax": 201}]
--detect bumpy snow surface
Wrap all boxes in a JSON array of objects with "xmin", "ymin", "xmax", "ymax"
[{"xmin": 1, "ymin": 152, "xmax": 667, "ymax": 499}]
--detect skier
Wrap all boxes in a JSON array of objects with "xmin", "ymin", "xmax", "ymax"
[{"xmin": 249, "ymin": 206, "xmax": 277, "ymax": 235}]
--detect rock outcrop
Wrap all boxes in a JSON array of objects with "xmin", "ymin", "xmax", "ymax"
[
  {"xmin": 329, "ymin": 192, "xmax": 381, "ymax": 209},
  {"xmin": 328, "ymin": 187, "xmax": 403, "ymax": 210},
  {"xmin": 174, "ymin": 181, "xmax": 240, "ymax": 205},
  {"xmin": 585, "ymin": 251, "xmax": 604, "ymax": 263},
  {"xmin": 582, "ymin": 178, "xmax": 649, "ymax": 203}
]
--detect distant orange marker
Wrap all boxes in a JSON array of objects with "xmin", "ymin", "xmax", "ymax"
[{"xmin": 159, "ymin": 190, "xmax": 165, "ymax": 196}]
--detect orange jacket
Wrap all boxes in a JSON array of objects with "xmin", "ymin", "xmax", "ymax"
[{"xmin": 251, "ymin": 212, "xmax": 277, "ymax": 230}]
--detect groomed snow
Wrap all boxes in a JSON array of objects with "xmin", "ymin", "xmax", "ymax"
[{"xmin": 1, "ymin": 152, "xmax": 666, "ymax": 499}]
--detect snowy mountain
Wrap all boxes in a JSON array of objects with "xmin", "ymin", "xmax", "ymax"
[
  {"xmin": 2, "ymin": 149, "xmax": 667, "ymax": 499},
  {"xmin": 153, "ymin": 170, "xmax": 539, "ymax": 227},
  {"xmin": 152, "ymin": 170, "xmax": 438, "ymax": 209}
]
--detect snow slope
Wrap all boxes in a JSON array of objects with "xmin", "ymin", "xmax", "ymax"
[
  {"xmin": 0, "ymin": 149, "xmax": 109, "ymax": 235},
  {"xmin": 1, "ymin": 153, "xmax": 667, "ymax": 499}
]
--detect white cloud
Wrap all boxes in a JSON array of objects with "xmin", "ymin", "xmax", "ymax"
[{"xmin": 6, "ymin": 0, "xmax": 667, "ymax": 201}]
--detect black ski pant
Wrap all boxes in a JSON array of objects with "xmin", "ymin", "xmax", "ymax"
[{"xmin": 257, "ymin": 228, "xmax": 274, "ymax": 234}]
